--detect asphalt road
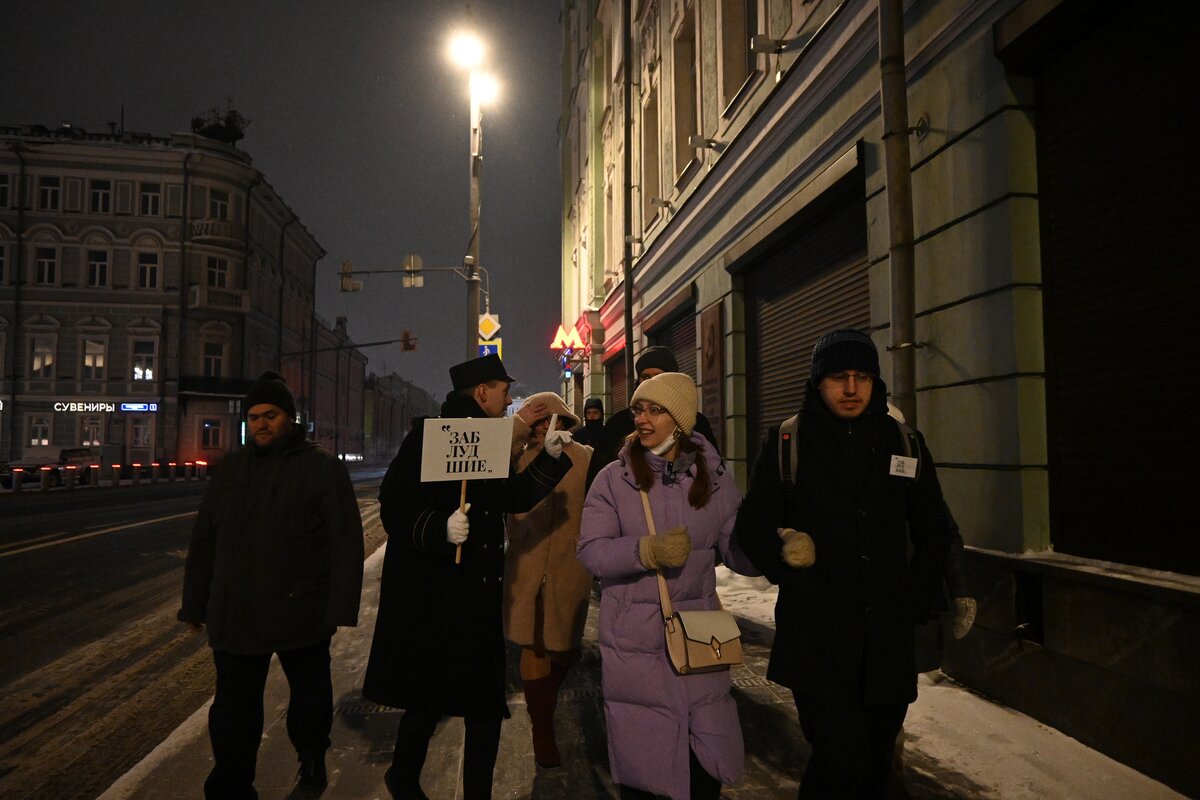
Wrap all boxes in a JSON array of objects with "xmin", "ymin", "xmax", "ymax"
[{"xmin": 0, "ymin": 471, "xmax": 385, "ymax": 800}]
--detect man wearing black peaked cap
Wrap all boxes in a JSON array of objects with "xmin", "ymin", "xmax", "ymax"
[{"xmin": 363, "ymin": 354, "xmax": 574, "ymax": 799}]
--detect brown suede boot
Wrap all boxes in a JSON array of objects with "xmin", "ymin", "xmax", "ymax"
[{"xmin": 524, "ymin": 675, "xmax": 561, "ymax": 768}]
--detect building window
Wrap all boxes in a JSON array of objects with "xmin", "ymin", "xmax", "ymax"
[
  {"xmin": 642, "ymin": 85, "xmax": 661, "ymax": 228},
  {"xmin": 209, "ymin": 189, "xmax": 229, "ymax": 220},
  {"xmin": 140, "ymin": 182, "xmax": 161, "ymax": 216},
  {"xmin": 672, "ymin": 5, "xmax": 699, "ymax": 180},
  {"xmin": 131, "ymin": 339, "xmax": 156, "ymax": 381},
  {"xmin": 81, "ymin": 415, "xmax": 103, "ymax": 447},
  {"xmin": 29, "ymin": 416, "xmax": 51, "ymax": 447},
  {"xmin": 0, "ymin": 245, "xmax": 6, "ymax": 283},
  {"xmin": 82, "ymin": 338, "xmax": 106, "ymax": 380},
  {"xmin": 0, "ymin": 174, "xmax": 9, "ymax": 208},
  {"xmin": 39, "ymin": 176, "xmax": 60, "ymax": 210},
  {"xmin": 202, "ymin": 341, "xmax": 224, "ymax": 378},
  {"xmin": 719, "ymin": 0, "xmax": 758, "ymax": 113},
  {"xmin": 137, "ymin": 251, "xmax": 160, "ymax": 289},
  {"xmin": 30, "ymin": 335, "xmax": 55, "ymax": 378},
  {"xmin": 207, "ymin": 256, "xmax": 228, "ymax": 288},
  {"xmin": 35, "ymin": 247, "xmax": 57, "ymax": 285},
  {"xmin": 87, "ymin": 250, "xmax": 109, "ymax": 287},
  {"xmin": 201, "ymin": 418, "xmax": 222, "ymax": 449},
  {"xmin": 131, "ymin": 417, "xmax": 152, "ymax": 449},
  {"xmin": 90, "ymin": 179, "xmax": 112, "ymax": 213}
]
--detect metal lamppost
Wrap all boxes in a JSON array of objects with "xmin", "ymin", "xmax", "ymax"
[{"xmin": 450, "ymin": 33, "xmax": 499, "ymax": 359}]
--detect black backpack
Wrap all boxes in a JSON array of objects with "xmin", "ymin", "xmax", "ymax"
[{"xmin": 776, "ymin": 412, "xmax": 921, "ymax": 488}]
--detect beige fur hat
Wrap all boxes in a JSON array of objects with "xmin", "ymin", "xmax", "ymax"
[
  {"xmin": 630, "ymin": 372, "xmax": 698, "ymax": 435},
  {"xmin": 518, "ymin": 391, "xmax": 579, "ymax": 429}
]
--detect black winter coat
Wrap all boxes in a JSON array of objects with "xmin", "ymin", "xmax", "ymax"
[
  {"xmin": 179, "ymin": 426, "xmax": 364, "ymax": 654},
  {"xmin": 732, "ymin": 380, "xmax": 951, "ymax": 707},
  {"xmin": 362, "ymin": 394, "xmax": 572, "ymax": 718}
]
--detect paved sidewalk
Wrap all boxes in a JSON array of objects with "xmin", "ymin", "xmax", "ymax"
[{"xmin": 101, "ymin": 538, "xmax": 1187, "ymax": 800}]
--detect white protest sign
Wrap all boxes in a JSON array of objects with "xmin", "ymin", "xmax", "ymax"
[{"xmin": 420, "ymin": 417, "xmax": 514, "ymax": 483}]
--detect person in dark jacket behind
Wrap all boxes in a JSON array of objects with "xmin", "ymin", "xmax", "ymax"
[
  {"xmin": 179, "ymin": 371, "xmax": 364, "ymax": 799},
  {"xmin": 584, "ymin": 346, "xmax": 719, "ymax": 491},
  {"xmin": 732, "ymin": 330, "xmax": 952, "ymax": 799},
  {"xmin": 363, "ymin": 354, "xmax": 573, "ymax": 800},
  {"xmin": 572, "ymin": 397, "xmax": 605, "ymax": 446}
]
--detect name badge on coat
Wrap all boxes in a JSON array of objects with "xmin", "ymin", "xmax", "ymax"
[{"xmin": 889, "ymin": 454, "xmax": 918, "ymax": 479}]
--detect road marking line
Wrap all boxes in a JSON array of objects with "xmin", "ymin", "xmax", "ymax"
[
  {"xmin": 0, "ymin": 531, "xmax": 67, "ymax": 552},
  {"xmin": 0, "ymin": 511, "xmax": 198, "ymax": 558}
]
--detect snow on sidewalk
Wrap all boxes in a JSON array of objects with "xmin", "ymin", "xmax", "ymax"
[{"xmin": 714, "ymin": 567, "xmax": 1186, "ymax": 800}]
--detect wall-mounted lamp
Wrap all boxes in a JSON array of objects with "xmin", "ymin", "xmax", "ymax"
[
  {"xmin": 749, "ymin": 32, "xmax": 812, "ymax": 55},
  {"xmin": 687, "ymin": 134, "xmax": 726, "ymax": 153},
  {"xmin": 649, "ymin": 197, "xmax": 674, "ymax": 212}
]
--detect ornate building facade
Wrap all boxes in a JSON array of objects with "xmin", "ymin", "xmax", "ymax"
[
  {"xmin": 0, "ymin": 122, "xmax": 368, "ymax": 465},
  {"xmin": 560, "ymin": 0, "xmax": 1198, "ymax": 793}
]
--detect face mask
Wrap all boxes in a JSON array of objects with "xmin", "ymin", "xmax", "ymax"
[{"xmin": 649, "ymin": 429, "xmax": 681, "ymax": 456}]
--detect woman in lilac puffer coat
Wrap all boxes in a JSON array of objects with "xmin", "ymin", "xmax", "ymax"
[{"xmin": 578, "ymin": 373, "xmax": 760, "ymax": 800}]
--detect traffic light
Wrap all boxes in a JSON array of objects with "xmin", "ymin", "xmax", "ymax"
[
  {"xmin": 401, "ymin": 330, "xmax": 417, "ymax": 351},
  {"xmin": 339, "ymin": 260, "xmax": 362, "ymax": 292},
  {"xmin": 402, "ymin": 253, "xmax": 424, "ymax": 288},
  {"xmin": 560, "ymin": 348, "xmax": 572, "ymax": 379}
]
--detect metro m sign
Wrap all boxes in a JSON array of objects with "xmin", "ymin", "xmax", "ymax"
[{"xmin": 550, "ymin": 324, "xmax": 585, "ymax": 350}]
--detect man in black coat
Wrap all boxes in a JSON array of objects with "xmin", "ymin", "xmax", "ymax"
[
  {"xmin": 572, "ymin": 397, "xmax": 605, "ymax": 446},
  {"xmin": 179, "ymin": 371, "xmax": 364, "ymax": 798},
  {"xmin": 732, "ymin": 330, "xmax": 952, "ymax": 799},
  {"xmin": 584, "ymin": 345, "xmax": 719, "ymax": 490},
  {"xmin": 363, "ymin": 354, "xmax": 572, "ymax": 800}
]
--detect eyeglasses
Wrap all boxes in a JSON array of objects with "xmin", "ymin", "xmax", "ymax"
[
  {"xmin": 629, "ymin": 404, "xmax": 668, "ymax": 420},
  {"xmin": 825, "ymin": 371, "xmax": 875, "ymax": 385}
]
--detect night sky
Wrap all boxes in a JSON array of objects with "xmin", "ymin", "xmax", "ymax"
[{"xmin": 1, "ymin": 0, "xmax": 565, "ymax": 400}]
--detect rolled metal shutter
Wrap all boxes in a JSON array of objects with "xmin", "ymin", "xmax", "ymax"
[
  {"xmin": 1038, "ymin": 4, "xmax": 1199, "ymax": 574},
  {"xmin": 653, "ymin": 313, "xmax": 698, "ymax": 382},
  {"xmin": 606, "ymin": 353, "xmax": 628, "ymax": 414},
  {"xmin": 746, "ymin": 199, "xmax": 869, "ymax": 457}
]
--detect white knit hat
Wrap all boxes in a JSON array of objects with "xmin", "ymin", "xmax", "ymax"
[{"xmin": 630, "ymin": 372, "xmax": 698, "ymax": 435}]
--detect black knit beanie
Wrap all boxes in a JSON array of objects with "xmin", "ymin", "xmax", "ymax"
[
  {"xmin": 244, "ymin": 371, "xmax": 297, "ymax": 418},
  {"xmin": 810, "ymin": 329, "xmax": 879, "ymax": 385},
  {"xmin": 635, "ymin": 346, "xmax": 678, "ymax": 375}
]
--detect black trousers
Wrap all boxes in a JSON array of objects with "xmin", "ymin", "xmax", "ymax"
[
  {"xmin": 794, "ymin": 693, "xmax": 908, "ymax": 800},
  {"xmin": 204, "ymin": 638, "xmax": 333, "ymax": 800},
  {"xmin": 390, "ymin": 708, "xmax": 503, "ymax": 800},
  {"xmin": 617, "ymin": 748, "xmax": 722, "ymax": 800}
]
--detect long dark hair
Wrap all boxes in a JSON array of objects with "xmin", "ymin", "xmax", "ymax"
[{"xmin": 625, "ymin": 431, "xmax": 713, "ymax": 509}]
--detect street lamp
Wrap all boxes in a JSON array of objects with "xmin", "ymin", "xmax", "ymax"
[{"xmin": 449, "ymin": 32, "xmax": 499, "ymax": 359}]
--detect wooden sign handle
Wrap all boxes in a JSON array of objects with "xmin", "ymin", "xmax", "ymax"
[{"xmin": 455, "ymin": 479, "xmax": 467, "ymax": 564}]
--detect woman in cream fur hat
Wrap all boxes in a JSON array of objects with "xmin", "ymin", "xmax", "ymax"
[{"xmin": 504, "ymin": 391, "xmax": 594, "ymax": 769}]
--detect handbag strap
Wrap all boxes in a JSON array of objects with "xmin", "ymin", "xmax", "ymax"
[{"xmin": 639, "ymin": 488, "xmax": 676, "ymax": 619}]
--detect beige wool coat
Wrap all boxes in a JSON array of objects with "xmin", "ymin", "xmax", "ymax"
[{"xmin": 503, "ymin": 395, "xmax": 594, "ymax": 653}]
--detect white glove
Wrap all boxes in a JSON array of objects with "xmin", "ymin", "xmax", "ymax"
[
  {"xmin": 447, "ymin": 503, "xmax": 471, "ymax": 545},
  {"xmin": 952, "ymin": 596, "xmax": 977, "ymax": 639},
  {"xmin": 544, "ymin": 429, "xmax": 573, "ymax": 458}
]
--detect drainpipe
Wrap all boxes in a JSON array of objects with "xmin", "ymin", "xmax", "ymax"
[
  {"xmin": 879, "ymin": 0, "xmax": 919, "ymax": 427},
  {"xmin": 276, "ymin": 214, "xmax": 297, "ymax": 371},
  {"xmin": 241, "ymin": 173, "xmax": 262, "ymax": 381},
  {"xmin": 621, "ymin": 0, "xmax": 635, "ymax": 400},
  {"xmin": 7, "ymin": 145, "xmax": 27, "ymax": 462},
  {"xmin": 178, "ymin": 152, "xmax": 194, "ymax": 453}
]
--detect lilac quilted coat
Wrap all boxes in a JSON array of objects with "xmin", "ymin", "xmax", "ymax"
[{"xmin": 578, "ymin": 434, "xmax": 760, "ymax": 799}]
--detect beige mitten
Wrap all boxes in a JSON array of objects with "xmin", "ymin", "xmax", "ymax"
[
  {"xmin": 638, "ymin": 526, "xmax": 692, "ymax": 569},
  {"xmin": 953, "ymin": 597, "xmax": 977, "ymax": 639},
  {"xmin": 779, "ymin": 528, "xmax": 816, "ymax": 568}
]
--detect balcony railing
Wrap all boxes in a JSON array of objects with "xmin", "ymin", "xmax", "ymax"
[{"xmin": 188, "ymin": 284, "xmax": 250, "ymax": 313}]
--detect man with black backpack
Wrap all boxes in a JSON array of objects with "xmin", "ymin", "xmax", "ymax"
[{"xmin": 732, "ymin": 329, "xmax": 952, "ymax": 799}]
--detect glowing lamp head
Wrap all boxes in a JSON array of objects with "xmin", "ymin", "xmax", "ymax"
[{"xmin": 449, "ymin": 32, "xmax": 485, "ymax": 69}]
